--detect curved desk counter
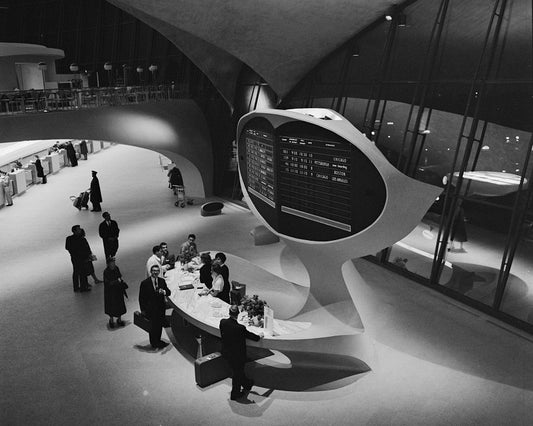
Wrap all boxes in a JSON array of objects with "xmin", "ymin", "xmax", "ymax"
[
  {"xmin": 164, "ymin": 251, "xmax": 373, "ymax": 361},
  {"xmin": 165, "ymin": 267, "xmax": 311, "ymax": 342}
]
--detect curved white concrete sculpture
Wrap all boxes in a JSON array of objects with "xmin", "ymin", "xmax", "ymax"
[{"xmin": 236, "ymin": 108, "xmax": 442, "ymax": 364}]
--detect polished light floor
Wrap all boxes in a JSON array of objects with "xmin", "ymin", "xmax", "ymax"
[{"xmin": 1, "ymin": 144, "xmax": 532, "ymax": 426}]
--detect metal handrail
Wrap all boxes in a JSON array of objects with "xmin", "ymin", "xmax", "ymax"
[{"xmin": 0, "ymin": 85, "xmax": 182, "ymax": 115}]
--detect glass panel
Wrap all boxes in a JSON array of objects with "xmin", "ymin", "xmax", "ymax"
[
  {"xmin": 387, "ymin": 0, "xmax": 436, "ymax": 82},
  {"xmin": 492, "ymin": 0, "xmax": 532, "ymax": 81},
  {"xmin": 435, "ymin": 0, "xmax": 496, "ymax": 81},
  {"xmin": 502, "ymin": 198, "xmax": 533, "ymax": 324}
]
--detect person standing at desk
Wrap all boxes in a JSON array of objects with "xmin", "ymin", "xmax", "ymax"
[
  {"xmin": 139, "ymin": 265, "xmax": 171, "ymax": 349},
  {"xmin": 99, "ymin": 212, "xmax": 120, "ymax": 260},
  {"xmin": 80, "ymin": 140, "xmax": 88, "ymax": 160},
  {"xmin": 160, "ymin": 241, "xmax": 175, "ymax": 269},
  {"xmin": 34, "ymin": 155, "xmax": 46, "ymax": 184},
  {"xmin": 90, "ymin": 170, "xmax": 102, "ymax": 212},
  {"xmin": 1, "ymin": 172, "xmax": 13, "ymax": 206},
  {"xmin": 146, "ymin": 245, "xmax": 170, "ymax": 277},
  {"xmin": 180, "ymin": 234, "xmax": 198, "ymax": 263},
  {"xmin": 220, "ymin": 305, "xmax": 263, "ymax": 401},
  {"xmin": 214, "ymin": 252, "xmax": 230, "ymax": 303},
  {"xmin": 66, "ymin": 141, "xmax": 78, "ymax": 167},
  {"xmin": 199, "ymin": 252, "xmax": 213, "ymax": 289}
]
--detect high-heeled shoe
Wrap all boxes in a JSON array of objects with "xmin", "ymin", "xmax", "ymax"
[{"xmin": 109, "ymin": 319, "xmax": 115, "ymax": 329}]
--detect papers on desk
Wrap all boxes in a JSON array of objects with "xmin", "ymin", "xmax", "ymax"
[{"xmin": 178, "ymin": 273, "xmax": 197, "ymax": 290}]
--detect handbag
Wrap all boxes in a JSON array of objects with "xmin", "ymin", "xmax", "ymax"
[{"xmin": 121, "ymin": 281, "xmax": 129, "ymax": 298}]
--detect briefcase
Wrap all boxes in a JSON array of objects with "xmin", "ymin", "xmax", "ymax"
[
  {"xmin": 194, "ymin": 352, "xmax": 231, "ymax": 388},
  {"xmin": 134, "ymin": 311, "xmax": 151, "ymax": 333}
]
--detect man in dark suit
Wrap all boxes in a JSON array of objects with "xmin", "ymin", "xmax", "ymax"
[
  {"xmin": 90, "ymin": 170, "xmax": 102, "ymax": 212},
  {"xmin": 139, "ymin": 265, "xmax": 171, "ymax": 349},
  {"xmin": 219, "ymin": 305, "xmax": 263, "ymax": 400},
  {"xmin": 98, "ymin": 212, "xmax": 120, "ymax": 260},
  {"xmin": 65, "ymin": 224, "xmax": 91, "ymax": 292}
]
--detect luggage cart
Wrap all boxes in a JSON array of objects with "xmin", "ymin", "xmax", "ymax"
[{"xmin": 173, "ymin": 185, "xmax": 186, "ymax": 207}]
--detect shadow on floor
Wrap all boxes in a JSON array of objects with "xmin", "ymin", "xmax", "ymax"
[{"xmin": 246, "ymin": 350, "xmax": 369, "ymax": 392}]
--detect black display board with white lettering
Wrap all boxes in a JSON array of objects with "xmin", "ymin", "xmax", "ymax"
[{"xmin": 239, "ymin": 118, "xmax": 386, "ymax": 241}]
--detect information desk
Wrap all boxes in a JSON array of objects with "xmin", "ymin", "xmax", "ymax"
[
  {"xmin": 9, "ymin": 169, "xmax": 27, "ymax": 195},
  {"xmin": 165, "ymin": 266, "xmax": 311, "ymax": 343}
]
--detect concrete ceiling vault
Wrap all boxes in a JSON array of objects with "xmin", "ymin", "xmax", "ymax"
[{"xmin": 107, "ymin": 0, "xmax": 400, "ymax": 103}]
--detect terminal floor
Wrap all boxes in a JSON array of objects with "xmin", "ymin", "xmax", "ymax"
[{"xmin": 1, "ymin": 144, "xmax": 533, "ymax": 426}]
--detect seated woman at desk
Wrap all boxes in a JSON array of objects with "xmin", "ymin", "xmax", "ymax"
[
  {"xmin": 199, "ymin": 252, "xmax": 213, "ymax": 289},
  {"xmin": 206, "ymin": 264, "xmax": 230, "ymax": 303}
]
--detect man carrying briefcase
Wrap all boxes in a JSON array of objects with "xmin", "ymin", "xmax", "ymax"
[{"xmin": 138, "ymin": 265, "xmax": 171, "ymax": 349}]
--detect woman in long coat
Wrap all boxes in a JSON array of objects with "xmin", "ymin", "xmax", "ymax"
[
  {"xmin": 34, "ymin": 155, "xmax": 46, "ymax": 184},
  {"xmin": 104, "ymin": 257, "xmax": 128, "ymax": 328}
]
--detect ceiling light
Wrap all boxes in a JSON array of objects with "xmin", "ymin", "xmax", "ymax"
[{"xmin": 385, "ymin": 14, "xmax": 393, "ymax": 21}]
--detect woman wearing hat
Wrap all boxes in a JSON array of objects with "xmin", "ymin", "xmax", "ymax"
[{"xmin": 104, "ymin": 257, "xmax": 128, "ymax": 328}]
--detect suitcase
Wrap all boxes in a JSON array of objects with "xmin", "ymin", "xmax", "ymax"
[
  {"xmin": 80, "ymin": 190, "xmax": 90, "ymax": 208},
  {"xmin": 194, "ymin": 352, "xmax": 231, "ymax": 388},
  {"xmin": 70, "ymin": 190, "xmax": 90, "ymax": 210},
  {"xmin": 134, "ymin": 311, "xmax": 151, "ymax": 333}
]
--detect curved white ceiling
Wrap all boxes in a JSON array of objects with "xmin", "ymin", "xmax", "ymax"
[{"xmin": 107, "ymin": 0, "xmax": 399, "ymax": 102}]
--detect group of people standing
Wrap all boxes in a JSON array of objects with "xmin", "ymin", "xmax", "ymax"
[
  {"xmin": 65, "ymin": 220, "xmax": 262, "ymax": 400},
  {"xmin": 65, "ymin": 212, "xmax": 123, "ymax": 327},
  {"xmin": 199, "ymin": 251, "xmax": 230, "ymax": 303},
  {"xmin": 65, "ymin": 212, "xmax": 120, "ymax": 292}
]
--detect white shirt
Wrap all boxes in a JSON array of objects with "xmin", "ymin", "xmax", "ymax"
[
  {"xmin": 212, "ymin": 275, "xmax": 224, "ymax": 292},
  {"xmin": 146, "ymin": 254, "xmax": 162, "ymax": 277}
]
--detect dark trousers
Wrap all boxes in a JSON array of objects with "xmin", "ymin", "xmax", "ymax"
[
  {"xmin": 103, "ymin": 239, "xmax": 119, "ymax": 260},
  {"xmin": 41, "ymin": 176, "xmax": 47, "ymax": 184},
  {"xmin": 91, "ymin": 201, "xmax": 101, "ymax": 211},
  {"xmin": 229, "ymin": 360, "xmax": 252, "ymax": 396},
  {"xmin": 71, "ymin": 259, "xmax": 89, "ymax": 291},
  {"xmin": 149, "ymin": 314, "xmax": 164, "ymax": 347}
]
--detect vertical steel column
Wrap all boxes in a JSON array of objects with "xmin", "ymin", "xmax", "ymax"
[
  {"xmin": 493, "ymin": 133, "xmax": 533, "ymax": 310},
  {"xmin": 304, "ymin": 73, "xmax": 315, "ymax": 108},
  {"xmin": 333, "ymin": 50, "xmax": 354, "ymax": 112},
  {"xmin": 361, "ymin": 14, "xmax": 399, "ymax": 140},
  {"xmin": 92, "ymin": 0, "xmax": 103, "ymax": 74},
  {"xmin": 56, "ymin": 0, "xmax": 65, "ymax": 49},
  {"xmin": 431, "ymin": 0, "xmax": 509, "ymax": 285},
  {"xmin": 110, "ymin": 8, "xmax": 121, "ymax": 66},
  {"xmin": 74, "ymin": 0, "xmax": 83, "ymax": 64},
  {"xmin": 398, "ymin": 0, "xmax": 449, "ymax": 175}
]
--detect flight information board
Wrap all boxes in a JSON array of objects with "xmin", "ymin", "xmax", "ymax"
[
  {"xmin": 238, "ymin": 116, "xmax": 386, "ymax": 241},
  {"xmin": 245, "ymin": 129, "xmax": 275, "ymax": 208},
  {"xmin": 278, "ymin": 136, "xmax": 352, "ymax": 232}
]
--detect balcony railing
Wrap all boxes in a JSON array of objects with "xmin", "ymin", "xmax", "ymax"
[{"xmin": 0, "ymin": 85, "xmax": 181, "ymax": 115}]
